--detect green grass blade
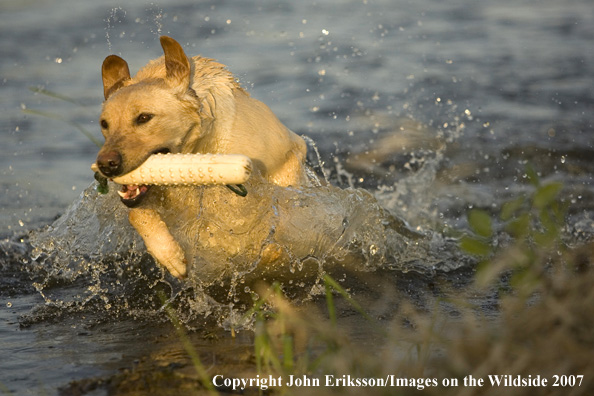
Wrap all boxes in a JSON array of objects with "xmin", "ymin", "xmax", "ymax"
[
  {"xmin": 28, "ymin": 86, "xmax": 85, "ymax": 106},
  {"xmin": 160, "ymin": 296, "xmax": 218, "ymax": 395},
  {"xmin": 282, "ymin": 334, "xmax": 294, "ymax": 373},
  {"xmin": 324, "ymin": 279, "xmax": 336, "ymax": 326},
  {"xmin": 323, "ymin": 274, "xmax": 372, "ymax": 321},
  {"xmin": 23, "ymin": 108, "xmax": 102, "ymax": 147}
]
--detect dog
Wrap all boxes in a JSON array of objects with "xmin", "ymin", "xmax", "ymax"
[{"xmin": 95, "ymin": 36, "xmax": 308, "ymax": 279}]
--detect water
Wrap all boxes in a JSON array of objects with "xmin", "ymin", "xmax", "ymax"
[{"xmin": 1, "ymin": 0, "xmax": 594, "ymax": 394}]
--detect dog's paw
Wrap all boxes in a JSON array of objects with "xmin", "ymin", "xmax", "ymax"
[
  {"xmin": 163, "ymin": 257, "xmax": 187, "ymax": 279},
  {"xmin": 128, "ymin": 208, "xmax": 188, "ymax": 279}
]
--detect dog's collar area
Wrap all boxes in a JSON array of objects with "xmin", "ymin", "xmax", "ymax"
[
  {"xmin": 226, "ymin": 184, "xmax": 248, "ymax": 197},
  {"xmin": 117, "ymin": 184, "xmax": 245, "ymax": 207},
  {"xmin": 152, "ymin": 147, "xmax": 171, "ymax": 155}
]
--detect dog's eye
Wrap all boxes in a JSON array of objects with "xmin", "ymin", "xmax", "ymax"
[
  {"xmin": 100, "ymin": 119, "xmax": 109, "ymax": 129},
  {"xmin": 136, "ymin": 113, "xmax": 154, "ymax": 125}
]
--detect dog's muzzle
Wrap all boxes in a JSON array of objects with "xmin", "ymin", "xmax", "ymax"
[
  {"xmin": 95, "ymin": 148, "xmax": 172, "ymax": 207},
  {"xmin": 95, "ymin": 150, "xmax": 148, "ymax": 207}
]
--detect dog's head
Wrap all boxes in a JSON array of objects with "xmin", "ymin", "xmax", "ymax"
[{"xmin": 96, "ymin": 37, "xmax": 207, "ymax": 207}]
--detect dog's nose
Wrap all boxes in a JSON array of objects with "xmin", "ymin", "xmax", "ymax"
[{"xmin": 96, "ymin": 150, "xmax": 123, "ymax": 177}]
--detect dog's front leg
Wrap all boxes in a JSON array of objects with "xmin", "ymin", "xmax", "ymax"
[{"xmin": 128, "ymin": 207, "xmax": 187, "ymax": 279}]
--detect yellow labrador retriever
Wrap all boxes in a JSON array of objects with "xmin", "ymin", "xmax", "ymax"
[{"xmin": 95, "ymin": 36, "xmax": 308, "ymax": 278}]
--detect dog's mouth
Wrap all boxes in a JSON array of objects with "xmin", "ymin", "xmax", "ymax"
[
  {"xmin": 117, "ymin": 184, "xmax": 151, "ymax": 207},
  {"xmin": 114, "ymin": 148, "xmax": 170, "ymax": 207}
]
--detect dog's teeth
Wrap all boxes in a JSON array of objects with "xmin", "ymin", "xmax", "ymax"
[{"xmin": 117, "ymin": 185, "xmax": 141, "ymax": 200}]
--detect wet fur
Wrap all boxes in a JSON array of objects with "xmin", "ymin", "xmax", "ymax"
[{"xmin": 97, "ymin": 36, "xmax": 307, "ymax": 278}]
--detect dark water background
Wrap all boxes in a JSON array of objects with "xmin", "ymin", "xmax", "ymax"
[{"xmin": 1, "ymin": 0, "xmax": 593, "ymax": 394}]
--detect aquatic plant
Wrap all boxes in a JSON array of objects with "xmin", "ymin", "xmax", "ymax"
[{"xmin": 461, "ymin": 164, "xmax": 568, "ymax": 294}]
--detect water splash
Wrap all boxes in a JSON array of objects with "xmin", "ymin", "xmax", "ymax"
[
  {"xmin": 105, "ymin": 7, "xmax": 127, "ymax": 52},
  {"xmin": 26, "ymin": 162, "xmax": 462, "ymax": 330},
  {"xmin": 146, "ymin": 3, "xmax": 164, "ymax": 37}
]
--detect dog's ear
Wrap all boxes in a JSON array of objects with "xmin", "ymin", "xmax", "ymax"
[
  {"xmin": 102, "ymin": 55, "xmax": 130, "ymax": 100},
  {"xmin": 160, "ymin": 36, "xmax": 191, "ymax": 88}
]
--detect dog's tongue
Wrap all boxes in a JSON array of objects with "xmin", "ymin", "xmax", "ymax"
[{"xmin": 117, "ymin": 184, "xmax": 145, "ymax": 200}]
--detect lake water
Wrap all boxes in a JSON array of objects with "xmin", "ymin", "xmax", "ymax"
[{"xmin": 1, "ymin": 0, "xmax": 593, "ymax": 394}]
